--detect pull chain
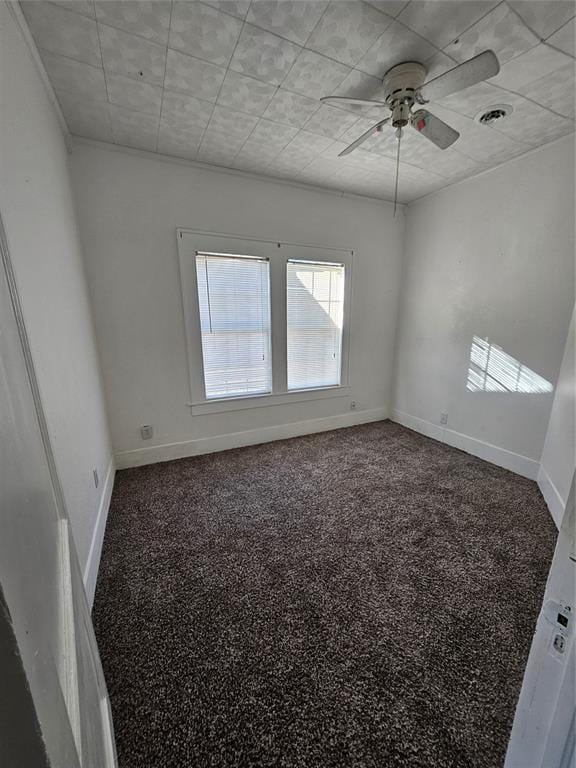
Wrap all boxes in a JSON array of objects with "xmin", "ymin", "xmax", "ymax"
[{"xmin": 394, "ymin": 126, "xmax": 402, "ymax": 217}]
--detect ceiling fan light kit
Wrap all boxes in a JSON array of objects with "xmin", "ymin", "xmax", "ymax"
[{"xmin": 320, "ymin": 50, "xmax": 501, "ymax": 210}]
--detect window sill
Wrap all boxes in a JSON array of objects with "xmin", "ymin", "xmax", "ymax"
[{"xmin": 187, "ymin": 385, "xmax": 351, "ymax": 416}]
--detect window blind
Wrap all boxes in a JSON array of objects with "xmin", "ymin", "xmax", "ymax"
[
  {"xmin": 196, "ymin": 252, "xmax": 272, "ymax": 399},
  {"xmin": 286, "ymin": 260, "xmax": 345, "ymax": 391}
]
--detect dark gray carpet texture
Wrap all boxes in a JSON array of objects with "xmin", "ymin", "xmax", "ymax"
[{"xmin": 93, "ymin": 420, "xmax": 556, "ymax": 768}]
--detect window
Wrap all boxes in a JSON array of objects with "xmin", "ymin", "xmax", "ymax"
[
  {"xmin": 195, "ymin": 252, "xmax": 272, "ymax": 399},
  {"xmin": 179, "ymin": 232, "xmax": 352, "ymax": 412},
  {"xmin": 287, "ymin": 260, "xmax": 345, "ymax": 390}
]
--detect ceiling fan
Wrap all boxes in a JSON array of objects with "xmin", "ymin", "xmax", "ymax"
[{"xmin": 321, "ymin": 51, "xmax": 500, "ymax": 211}]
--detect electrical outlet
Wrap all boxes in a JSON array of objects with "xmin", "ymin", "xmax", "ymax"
[
  {"xmin": 350, "ymin": 400, "xmax": 357, "ymax": 410},
  {"xmin": 93, "ymin": 468, "xmax": 99, "ymax": 489},
  {"xmin": 140, "ymin": 425, "xmax": 153, "ymax": 440},
  {"xmin": 440, "ymin": 412, "xmax": 448, "ymax": 426}
]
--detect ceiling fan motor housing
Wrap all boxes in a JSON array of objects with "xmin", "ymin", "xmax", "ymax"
[{"xmin": 383, "ymin": 62, "xmax": 428, "ymax": 127}]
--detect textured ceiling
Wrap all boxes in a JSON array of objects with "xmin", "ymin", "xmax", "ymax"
[{"xmin": 21, "ymin": 0, "xmax": 576, "ymax": 202}]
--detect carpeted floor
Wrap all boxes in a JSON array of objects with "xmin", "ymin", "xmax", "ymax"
[{"xmin": 93, "ymin": 421, "xmax": 556, "ymax": 768}]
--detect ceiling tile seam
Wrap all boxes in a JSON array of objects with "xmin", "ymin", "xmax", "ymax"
[
  {"xmin": 545, "ymin": 13, "xmax": 576, "ymax": 42},
  {"xmin": 96, "ymin": 20, "xmax": 170, "ymax": 71},
  {"xmin": 36, "ymin": 45, "xmax": 105, "ymax": 77},
  {"xmin": 229, "ymin": 21, "xmax": 306, "ymax": 69},
  {"xmin": 228, "ymin": 6, "xmax": 353, "ymax": 160},
  {"xmin": 545, "ymin": 39, "xmax": 576, "ymax": 61},
  {"xmin": 197, "ymin": 0, "xmax": 249, "ymax": 24},
  {"xmin": 298, "ymin": 114, "xmax": 361, "ymax": 143},
  {"xmin": 31, "ymin": 15, "xmax": 446, "ymax": 117},
  {"xmin": 196, "ymin": 11, "xmax": 249, "ymax": 161},
  {"xmin": 36, "ymin": 18, "xmax": 168, "ymax": 87},
  {"xmin": 94, "ymin": 14, "xmax": 113, "ymax": 140},
  {"xmin": 398, "ymin": 0, "xmax": 500, "ymax": 46},
  {"xmin": 92, "ymin": 7, "xmax": 169, "ymax": 49},
  {"xmin": 252, "ymin": 81, "xmax": 324, "ymax": 113},
  {"xmin": 424, "ymin": 101, "xmax": 528, "ymax": 148},
  {"xmin": 301, "ymin": 2, "xmax": 398, "ymax": 69},
  {"xmin": 47, "ymin": 0, "xmax": 94, "ymax": 20},
  {"xmin": 32, "ymin": 41, "xmax": 106, "ymax": 74},
  {"xmin": 360, "ymin": 0, "xmax": 409, "ymax": 21},
  {"xmin": 485, "ymin": 2, "xmax": 566, "ymax": 64},
  {"xmin": 432, "ymin": 88, "xmax": 561, "ymax": 144},
  {"xmin": 295, "ymin": 43, "xmax": 368, "ymax": 77},
  {"xmin": 280, "ymin": 53, "xmax": 349, "ymax": 104},
  {"xmin": 406, "ymin": 132, "xmax": 574, "ymax": 206},
  {"xmin": 321, "ymin": 143, "xmax": 449, "ymax": 181},
  {"xmin": 54, "ymin": 85, "xmax": 161, "ymax": 122},
  {"xmin": 505, "ymin": 0, "xmax": 544, "ymax": 45},
  {"xmin": 539, "ymin": 38, "xmax": 576, "ymax": 61},
  {"xmin": 46, "ymin": 16, "xmax": 372, "ymax": 108},
  {"xmin": 163, "ymin": 47, "xmax": 227, "ymax": 82},
  {"xmin": 233, "ymin": 133, "xmax": 276, "ymax": 168},
  {"xmin": 502, "ymin": 0, "xmax": 556, "ymax": 44},
  {"xmin": 298, "ymin": 0, "xmax": 332, "ymax": 50},
  {"xmin": 352, "ymin": 17, "xmax": 447, "ymax": 79},
  {"xmin": 490, "ymin": 69, "xmax": 576, "ymax": 122},
  {"xmin": 492, "ymin": 82, "xmax": 576, "ymax": 123},
  {"xmin": 216, "ymin": 86, "xmax": 284, "ymax": 161},
  {"xmin": 451, "ymin": 0, "xmax": 508, "ymax": 46},
  {"xmin": 436, "ymin": 0, "xmax": 538, "ymax": 65},
  {"xmin": 155, "ymin": 0, "xmax": 174, "ymax": 153}
]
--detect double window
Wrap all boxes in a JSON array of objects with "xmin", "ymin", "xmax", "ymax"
[{"xmin": 179, "ymin": 233, "xmax": 352, "ymax": 409}]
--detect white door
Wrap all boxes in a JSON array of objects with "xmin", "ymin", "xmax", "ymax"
[
  {"xmin": 0, "ymin": 219, "xmax": 116, "ymax": 766},
  {"xmin": 506, "ymin": 477, "xmax": 576, "ymax": 768}
]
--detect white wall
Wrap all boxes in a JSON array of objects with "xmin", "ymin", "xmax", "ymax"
[
  {"xmin": 392, "ymin": 136, "xmax": 575, "ymax": 479},
  {"xmin": 70, "ymin": 142, "xmax": 405, "ymax": 467},
  {"xmin": 538, "ymin": 306, "xmax": 575, "ymax": 527},
  {"xmin": 0, "ymin": 5, "xmax": 113, "ymax": 587}
]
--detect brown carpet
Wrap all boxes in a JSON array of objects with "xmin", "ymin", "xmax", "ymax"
[{"xmin": 93, "ymin": 421, "xmax": 556, "ymax": 768}]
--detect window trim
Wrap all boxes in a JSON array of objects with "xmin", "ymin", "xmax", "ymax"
[{"xmin": 177, "ymin": 229, "xmax": 354, "ymax": 415}]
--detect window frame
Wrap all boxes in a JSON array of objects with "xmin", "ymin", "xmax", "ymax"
[{"xmin": 178, "ymin": 229, "xmax": 353, "ymax": 416}]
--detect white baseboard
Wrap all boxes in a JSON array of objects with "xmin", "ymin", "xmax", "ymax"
[
  {"xmin": 83, "ymin": 458, "xmax": 115, "ymax": 608},
  {"xmin": 537, "ymin": 465, "xmax": 565, "ymax": 529},
  {"xmin": 115, "ymin": 408, "xmax": 389, "ymax": 469},
  {"xmin": 391, "ymin": 409, "xmax": 540, "ymax": 481}
]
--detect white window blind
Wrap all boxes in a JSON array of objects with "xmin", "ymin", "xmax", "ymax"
[
  {"xmin": 196, "ymin": 252, "xmax": 272, "ymax": 399},
  {"xmin": 287, "ymin": 260, "xmax": 345, "ymax": 391}
]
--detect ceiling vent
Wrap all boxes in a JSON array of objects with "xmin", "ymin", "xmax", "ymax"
[{"xmin": 475, "ymin": 104, "xmax": 513, "ymax": 125}]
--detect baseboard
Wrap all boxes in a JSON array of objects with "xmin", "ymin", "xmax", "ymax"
[
  {"xmin": 390, "ymin": 410, "xmax": 445, "ymax": 443},
  {"xmin": 115, "ymin": 408, "xmax": 389, "ymax": 469},
  {"xmin": 83, "ymin": 458, "xmax": 115, "ymax": 608},
  {"xmin": 391, "ymin": 410, "xmax": 540, "ymax": 481},
  {"xmin": 537, "ymin": 465, "xmax": 565, "ymax": 529}
]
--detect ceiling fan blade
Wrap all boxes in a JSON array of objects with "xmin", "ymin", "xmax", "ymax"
[
  {"xmin": 320, "ymin": 96, "xmax": 387, "ymax": 109},
  {"xmin": 411, "ymin": 110, "xmax": 459, "ymax": 149},
  {"xmin": 419, "ymin": 51, "xmax": 500, "ymax": 103},
  {"xmin": 338, "ymin": 118, "xmax": 390, "ymax": 156}
]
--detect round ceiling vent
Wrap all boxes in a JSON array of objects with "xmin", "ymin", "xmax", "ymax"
[{"xmin": 475, "ymin": 104, "xmax": 513, "ymax": 125}]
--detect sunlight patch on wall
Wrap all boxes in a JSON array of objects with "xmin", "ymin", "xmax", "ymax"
[{"xmin": 467, "ymin": 336, "xmax": 553, "ymax": 394}]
